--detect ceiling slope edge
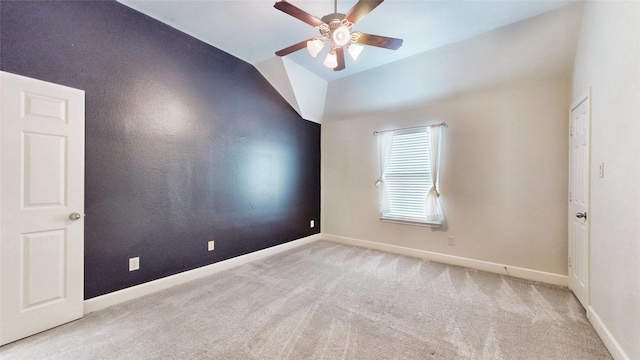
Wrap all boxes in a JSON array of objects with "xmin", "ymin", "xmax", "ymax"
[
  {"xmin": 281, "ymin": 57, "xmax": 327, "ymax": 124},
  {"xmin": 255, "ymin": 57, "xmax": 302, "ymax": 117},
  {"xmin": 255, "ymin": 57, "xmax": 327, "ymax": 124},
  {"xmin": 322, "ymin": 2, "xmax": 584, "ymax": 122}
]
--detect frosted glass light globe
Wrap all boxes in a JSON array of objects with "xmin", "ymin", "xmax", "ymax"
[
  {"xmin": 324, "ymin": 51, "xmax": 338, "ymax": 68},
  {"xmin": 332, "ymin": 26, "xmax": 351, "ymax": 47}
]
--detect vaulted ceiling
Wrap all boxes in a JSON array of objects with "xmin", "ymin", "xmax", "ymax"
[{"xmin": 119, "ymin": 0, "xmax": 583, "ymax": 123}]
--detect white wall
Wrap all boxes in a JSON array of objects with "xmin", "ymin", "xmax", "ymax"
[
  {"xmin": 322, "ymin": 81, "xmax": 570, "ymax": 276},
  {"xmin": 571, "ymin": 1, "xmax": 640, "ymax": 359}
]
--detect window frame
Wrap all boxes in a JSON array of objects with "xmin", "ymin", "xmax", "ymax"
[{"xmin": 376, "ymin": 126, "xmax": 443, "ymax": 227}]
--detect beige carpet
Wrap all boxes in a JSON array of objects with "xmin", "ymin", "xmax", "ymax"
[{"xmin": 0, "ymin": 241, "xmax": 611, "ymax": 359}]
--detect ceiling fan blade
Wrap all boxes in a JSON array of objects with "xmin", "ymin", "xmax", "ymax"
[
  {"xmin": 356, "ymin": 33, "xmax": 403, "ymax": 50},
  {"xmin": 345, "ymin": 0, "xmax": 384, "ymax": 25},
  {"xmin": 334, "ymin": 46, "xmax": 345, "ymax": 71},
  {"xmin": 275, "ymin": 39, "xmax": 311, "ymax": 56},
  {"xmin": 274, "ymin": 1, "xmax": 325, "ymax": 27}
]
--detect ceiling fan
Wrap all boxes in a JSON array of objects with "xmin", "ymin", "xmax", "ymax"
[{"xmin": 273, "ymin": 0, "xmax": 403, "ymax": 71}]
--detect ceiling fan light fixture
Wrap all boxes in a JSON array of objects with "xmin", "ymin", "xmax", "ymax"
[
  {"xmin": 332, "ymin": 25, "xmax": 351, "ymax": 47},
  {"xmin": 324, "ymin": 50, "xmax": 338, "ymax": 68},
  {"xmin": 273, "ymin": 0, "xmax": 403, "ymax": 71},
  {"xmin": 347, "ymin": 43, "xmax": 364, "ymax": 61},
  {"xmin": 306, "ymin": 38, "xmax": 325, "ymax": 58}
]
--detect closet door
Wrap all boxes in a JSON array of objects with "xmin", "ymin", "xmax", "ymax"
[{"xmin": 568, "ymin": 89, "xmax": 590, "ymax": 309}]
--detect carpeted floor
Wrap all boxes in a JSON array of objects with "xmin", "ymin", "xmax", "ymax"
[{"xmin": 0, "ymin": 241, "xmax": 611, "ymax": 359}]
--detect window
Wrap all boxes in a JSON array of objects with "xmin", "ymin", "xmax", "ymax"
[{"xmin": 376, "ymin": 125, "xmax": 444, "ymax": 226}]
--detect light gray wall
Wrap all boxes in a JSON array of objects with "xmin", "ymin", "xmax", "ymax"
[
  {"xmin": 572, "ymin": 1, "xmax": 640, "ymax": 359},
  {"xmin": 322, "ymin": 80, "xmax": 570, "ymax": 276}
]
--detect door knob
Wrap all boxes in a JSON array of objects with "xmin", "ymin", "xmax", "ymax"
[
  {"xmin": 69, "ymin": 212, "xmax": 82, "ymax": 221},
  {"xmin": 575, "ymin": 212, "xmax": 587, "ymax": 220}
]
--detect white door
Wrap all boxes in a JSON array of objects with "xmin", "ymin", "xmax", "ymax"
[
  {"xmin": 0, "ymin": 71, "xmax": 85, "ymax": 345},
  {"xmin": 568, "ymin": 89, "xmax": 590, "ymax": 308}
]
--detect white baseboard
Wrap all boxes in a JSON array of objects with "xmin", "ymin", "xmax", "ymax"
[
  {"xmin": 322, "ymin": 234, "xmax": 568, "ymax": 287},
  {"xmin": 84, "ymin": 234, "xmax": 322, "ymax": 314},
  {"xmin": 587, "ymin": 306, "xmax": 630, "ymax": 360},
  {"xmin": 84, "ymin": 232, "xmax": 568, "ymax": 314}
]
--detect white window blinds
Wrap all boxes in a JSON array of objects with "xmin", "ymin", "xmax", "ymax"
[{"xmin": 377, "ymin": 125, "xmax": 444, "ymax": 226}]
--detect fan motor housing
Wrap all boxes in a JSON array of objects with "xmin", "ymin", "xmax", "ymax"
[{"xmin": 321, "ymin": 13, "xmax": 346, "ymax": 27}]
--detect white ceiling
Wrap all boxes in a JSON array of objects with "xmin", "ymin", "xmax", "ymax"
[{"xmin": 118, "ymin": 0, "xmax": 584, "ymax": 122}]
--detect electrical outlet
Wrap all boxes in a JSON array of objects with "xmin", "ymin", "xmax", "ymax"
[
  {"xmin": 310, "ymin": 220, "xmax": 315, "ymax": 228},
  {"xmin": 129, "ymin": 257, "xmax": 140, "ymax": 271},
  {"xmin": 448, "ymin": 236, "xmax": 455, "ymax": 246},
  {"xmin": 208, "ymin": 240, "xmax": 215, "ymax": 251}
]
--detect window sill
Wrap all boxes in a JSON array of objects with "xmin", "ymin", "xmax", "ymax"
[{"xmin": 380, "ymin": 216, "xmax": 442, "ymax": 228}]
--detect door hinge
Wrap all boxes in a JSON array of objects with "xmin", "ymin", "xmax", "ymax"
[
  {"xmin": 569, "ymin": 192, "xmax": 572, "ymax": 202},
  {"xmin": 568, "ymin": 256, "xmax": 572, "ymax": 267}
]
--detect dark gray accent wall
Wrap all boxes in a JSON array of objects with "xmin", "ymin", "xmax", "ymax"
[{"xmin": 0, "ymin": 1, "xmax": 320, "ymax": 299}]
